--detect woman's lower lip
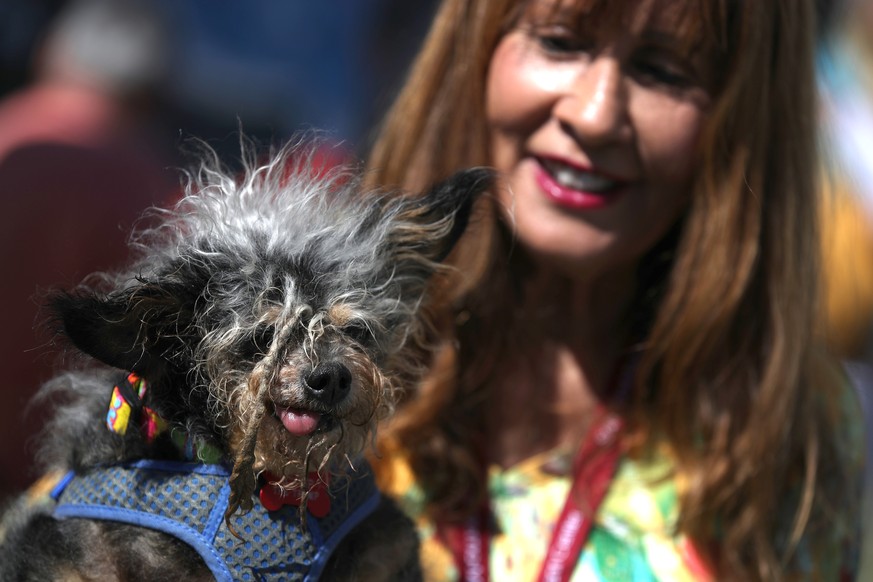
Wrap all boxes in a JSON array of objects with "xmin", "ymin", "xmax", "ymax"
[{"xmin": 533, "ymin": 162, "xmax": 623, "ymax": 211}]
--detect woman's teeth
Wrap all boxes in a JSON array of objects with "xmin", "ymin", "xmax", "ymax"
[{"xmin": 542, "ymin": 160, "xmax": 617, "ymax": 192}]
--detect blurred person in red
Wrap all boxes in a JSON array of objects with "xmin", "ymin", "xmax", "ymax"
[{"xmin": 0, "ymin": 0, "xmax": 179, "ymax": 500}]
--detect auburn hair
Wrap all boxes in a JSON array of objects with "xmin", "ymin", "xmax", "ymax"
[{"xmin": 366, "ymin": 0, "xmax": 859, "ymax": 579}]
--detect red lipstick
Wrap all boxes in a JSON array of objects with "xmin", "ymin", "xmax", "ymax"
[{"xmin": 533, "ymin": 158, "xmax": 624, "ymax": 211}]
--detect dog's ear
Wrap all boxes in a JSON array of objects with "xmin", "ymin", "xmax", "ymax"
[
  {"xmin": 50, "ymin": 283, "xmax": 198, "ymax": 376},
  {"xmin": 393, "ymin": 167, "xmax": 494, "ymax": 263}
]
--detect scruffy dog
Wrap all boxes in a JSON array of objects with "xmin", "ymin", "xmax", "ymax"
[{"xmin": 0, "ymin": 141, "xmax": 491, "ymax": 581}]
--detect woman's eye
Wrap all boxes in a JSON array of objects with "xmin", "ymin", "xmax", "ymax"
[
  {"xmin": 632, "ymin": 54, "xmax": 694, "ymax": 88},
  {"xmin": 538, "ymin": 34, "xmax": 581, "ymax": 53},
  {"xmin": 531, "ymin": 26, "xmax": 592, "ymax": 56}
]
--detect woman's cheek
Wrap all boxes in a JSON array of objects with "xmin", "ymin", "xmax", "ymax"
[
  {"xmin": 486, "ymin": 33, "xmax": 578, "ymax": 141},
  {"xmin": 632, "ymin": 84, "xmax": 711, "ymax": 186}
]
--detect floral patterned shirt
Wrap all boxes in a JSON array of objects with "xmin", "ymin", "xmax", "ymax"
[
  {"xmin": 386, "ymin": 447, "xmax": 712, "ymax": 581},
  {"xmin": 383, "ymin": 429, "xmax": 862, "ymax": 581}
]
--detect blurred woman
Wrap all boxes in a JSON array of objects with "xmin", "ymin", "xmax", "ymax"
[{"xmin": 366, "ymin": 0, "xmax": 863, "ymax": 579}]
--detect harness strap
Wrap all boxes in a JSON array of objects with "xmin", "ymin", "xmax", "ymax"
[{"xmin": 51, "ymin": 460, "xmax": 382, "ymax": 582}]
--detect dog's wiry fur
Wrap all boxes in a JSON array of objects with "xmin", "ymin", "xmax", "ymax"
[{"xmin": 0, "ymin": 138, "xmax": 492, "ymax": 580}]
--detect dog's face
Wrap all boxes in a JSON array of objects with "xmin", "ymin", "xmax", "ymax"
[{"xmin": 50, "ymin": 147, "xmax": 491, "ymax": 510}]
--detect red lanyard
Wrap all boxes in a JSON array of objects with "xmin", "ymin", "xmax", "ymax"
[{"xmin": 439, "ymin": 410, "xmax": 624, "ymax": 582}]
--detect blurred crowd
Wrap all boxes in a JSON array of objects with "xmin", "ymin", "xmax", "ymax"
[
  {"xmin": 816, "ymin": 0, "xmax": 873, "ymax": 571},
  {"xmin": 0, "ymin": 0, "xmax": 872, "ymax": 515}
]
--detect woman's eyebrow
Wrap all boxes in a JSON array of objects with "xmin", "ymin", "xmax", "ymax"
[{"xmin": 638, "ymin": 25, "xmax": 706, "ymax": 55}]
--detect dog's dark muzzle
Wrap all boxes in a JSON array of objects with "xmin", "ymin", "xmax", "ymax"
[{"xmin": 304, "ymin": 361, "xmax": 352, "ymax": 406}]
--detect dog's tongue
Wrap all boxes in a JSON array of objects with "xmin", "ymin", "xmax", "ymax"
[{"xmin": 278, "ymin": 408, "xmax": 321, "ymax": 436}]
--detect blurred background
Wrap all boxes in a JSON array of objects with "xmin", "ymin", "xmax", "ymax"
[
  {"xmin": 0, "ymin": 0, "xmax": 872, "ymax": 530},
  {"xmin": 817, "ymin": 0, "xmax": 873, "ymax": 570}
]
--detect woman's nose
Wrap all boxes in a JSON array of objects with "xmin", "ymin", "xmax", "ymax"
[{"xmin": 554, "ymin": 57, "xmax": 629, "ymax": 144}]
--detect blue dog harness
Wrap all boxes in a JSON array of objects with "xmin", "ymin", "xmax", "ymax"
[{"xmin": 50, "ymin": 459, "xmax": 382, "ymax": 582}]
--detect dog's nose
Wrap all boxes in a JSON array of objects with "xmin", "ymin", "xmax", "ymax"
[{"xmin": 304, "ymin": 361, "xmax": 352, "ymax": 405}]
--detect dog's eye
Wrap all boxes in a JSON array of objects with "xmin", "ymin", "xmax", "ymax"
[
  {"xmin": 343, "ymin": 321, "xmax": 372, "ymax": 343},
  {"xmin": 254, "ymin": 326, "xmax": 275, "ymax": 351},
  {"xmin": 241, "ymin": 325, "xmax": 275, "ymax": 360}
]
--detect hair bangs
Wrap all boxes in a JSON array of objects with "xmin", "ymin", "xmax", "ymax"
[{"xmin": 511, "ymin": 0, "xmax": 731, "ymax": 66}]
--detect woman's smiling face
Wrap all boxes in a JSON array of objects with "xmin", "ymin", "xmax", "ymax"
[{"xmin": 486, "ymin": 0, "xmax": 714, "ymax": 279}]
